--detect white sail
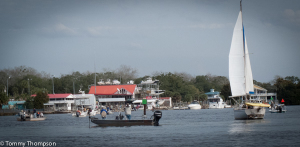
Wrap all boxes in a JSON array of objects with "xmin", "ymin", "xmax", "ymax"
[
  {"xmin": 244, "ymin": 37, "xmax": 254, "ymax": 94},
  {"xmin": 229, "ymin": 11, "xmax": 246, "ymax": 96}
]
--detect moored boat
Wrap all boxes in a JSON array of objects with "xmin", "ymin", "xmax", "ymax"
[{"xmin": 188, "ymin": 100, "xmax": 201, "ymax": 110}]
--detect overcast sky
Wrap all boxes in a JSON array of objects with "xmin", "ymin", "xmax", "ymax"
[{"xmin": 0, "ymin": 0, "xmax": 299, "ymax": 83}]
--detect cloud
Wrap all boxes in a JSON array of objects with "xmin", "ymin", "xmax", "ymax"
[
  {"xmin": 188, "ymin": 23, "xmax": 228, "ymax": 29},
  {"xmin": 41, "ymin": 23, "xmax": 77, "ymax": 37},
  {"xmin": 54, "ymin": 23, "xmax": 77, "ymax": 35},
  {"xmin": 86, "ymin": 26, "xmax": 113, "ymax": 37},
  {"xmin": 284, "ymin": 9, "xmax": 300, "ymax": 25}
]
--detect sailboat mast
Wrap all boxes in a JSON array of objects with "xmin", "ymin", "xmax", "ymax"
[{"xmin": 240, "ymin": 0, "xmax": 248, "ymax": 102}]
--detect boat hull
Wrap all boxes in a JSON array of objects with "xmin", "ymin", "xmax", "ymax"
[
  {"xmin": 91, "ymin": 118, "xmax": 153, "ymax": 127},
  {"xmin": 17, "ymin": 117, "xmax": 46, "ymax": 121},
  {"xmin": 234, "ymin": 107, "xmax": 266, "ymax": 120},
  {"xmin": 188, "ymin": 104, "xmax": 201, "ymax": 110},
  {"xmin": 209, "ymin": 103, "xmax": 224, "ymax": 109}
]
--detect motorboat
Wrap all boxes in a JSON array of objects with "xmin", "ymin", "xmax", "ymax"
[
  {"xmin": 105, "ymin": 79, "xmax": 112, "ymax": 85},
  {"xmin": 269, "ymin": 104, "xmax": 287, "ymax": 113},
  {"xmin": 17, "ymin": 114, "xmax": 46, "ymax": 121},
  {"xmin": 141, "ymin": 77, "xmax": 159, "ymax": 84},
  {"xmin": 133, "ymin": 98, "xmax": 165, "ymax": 110},
  {"xmin": 229, "ymin": 1, "xmax": 270, "ymax": 119},
  {"xmin": 208, "ymin": 95, "xmax": 225, "ymax": 109},
  {"xmin": 188, "ymin": 100, "xmax": 201, "ymax": 110},
  {"xmin": 90, "ymin": 111, "xmax": 162, "ymax": 127},
  {"xmin": 97, "ymin": 79, "xmax": 105, "ymax": 85},
  {"xmin": 112, "ymin": 79, "xmax": 120, "ymax": 85}
]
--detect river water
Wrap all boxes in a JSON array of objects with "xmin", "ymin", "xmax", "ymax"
[{"xmin": 1, "ymin": 106, "xmax": 300, "ymax": 147}]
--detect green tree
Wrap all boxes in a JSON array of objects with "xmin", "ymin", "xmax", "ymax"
[
  {"xmin": 0, "ymin": 92, "xmax": 9, "ymax": 110},
  {"xmin": 33, "ymin": 91, "xmax": 49, "ymax": 109},
  {"xmin": 275, "ymin": 76, "xmax": 300, "ymax": 105},
  {"xmin": 221, "ymin": 83, "xmax": 231, "ymax": 101},
  {"xmin": 24, "ymin": 96, "xmax": 34, "ymax": 109}
]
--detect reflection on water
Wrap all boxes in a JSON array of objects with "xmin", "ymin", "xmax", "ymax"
[
  {"xmin": 228, "ymin": 119, "xmax": 269, "ymax": 134},
  {"xmin": 1, "ymin": 106, "xmax": 300, "ymax": 146}
]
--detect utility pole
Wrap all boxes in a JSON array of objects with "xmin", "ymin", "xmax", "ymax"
[
  {"xmin": 7, "ymin": 77, "xmax": 10, "ymax": 96},
  {"xmin": 52, "ymin": 75, "xmax": 55, "ymax": 94}
]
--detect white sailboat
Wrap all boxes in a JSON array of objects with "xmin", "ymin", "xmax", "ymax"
[{"xmin": 229, "ymin": 1, "xmax": 270, "ymax": 119}]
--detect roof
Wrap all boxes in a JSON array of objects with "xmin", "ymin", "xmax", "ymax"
[
  {"xmin": 88, "ymin": 85, "xmax": 137, "ymax": 95},
  {"xmin": 31, "ymin": 93, "xmax": 73, "ymax": 99},
  {"xmin": 253, "ymin": 84, "xmax": 267, "ymax": 91},
  {"xmin": 205, "ymin": 91, "xmax": 220, "ymax": 95},
  {"xmin": 8, "ymin": 101, "xmax": 25, "ymax": 105}
]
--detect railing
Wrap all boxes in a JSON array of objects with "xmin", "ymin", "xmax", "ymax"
[
  {"xmin": 251, "ymin": 93, "xmax": 277, "ymax": 96},
  {"xmin": 48, "ymin": 100, "xmax": 74, "ymax": 104}
]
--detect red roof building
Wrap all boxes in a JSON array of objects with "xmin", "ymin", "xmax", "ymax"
[
  {"xmin": 31, "ymin": 93, "xmax": 73, "ymax": 99},
  {"xmin": 88, "ymin": 84, "xmax": 138, "ymax": 100}
]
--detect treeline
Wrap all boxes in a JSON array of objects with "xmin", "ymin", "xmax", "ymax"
[{"xmin": 1, "ymin": 65, "xmax": 300, "ymax": 106}]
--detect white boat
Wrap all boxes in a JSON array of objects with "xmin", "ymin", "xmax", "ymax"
[
  {"xmin": 132, "ymin": 98, "xmax": 165, "ymax": 110},
  {"xmin": 173, "ymin": 106, "xmax": 189, "ymax": 110},
  {"xmin": 72, "ymin": 94, "xmax": 97, "ymax": 117},
  {"xmin": 208, "ymin": 97, "xmax": 224, "ymax": 109},
  {"xmin": 205, "ymin": 89, "xmax": 225, "ymax": 109},
  {"xmin": 97, "ymin": 79, "xmax": 105, "ymax": 85},
  {"xmin": 105, "ymin": 79, "xmax": 112, "ymax": 85},
  {"xmin": 269, "ymin": 104, "xmax": 287, "ymax": 113},
  {"xmin": 188, "ymin": 101, "xmax": 201, "ymax": 110},
  {"xmin": 229, "ymin": 1, "xmax": 270, "ymax": 119},
  {"xmin": 141, "ymin": 77, "xmax": 159, "ymax": 84},
  {"xmin": 17, "ymin": 114, "xmax": 46, "ymax": 121},
  {"xmin": 112, "ymin": 79, "xmax": 120, "ymax": 85}
]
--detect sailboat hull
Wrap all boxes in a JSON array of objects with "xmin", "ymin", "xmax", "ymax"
[{"xmin": 234, "ymin": 107, "xmax": 266, "ymax": 120}]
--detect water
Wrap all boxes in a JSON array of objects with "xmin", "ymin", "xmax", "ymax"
[{"xmin": 1, "ymin": 106, "xmax": 300, "ymax": 147}]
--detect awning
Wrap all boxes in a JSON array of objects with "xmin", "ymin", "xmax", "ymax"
[{"xmin": 98, "ymin": 98, "xmax": 125, "ymax": 102}]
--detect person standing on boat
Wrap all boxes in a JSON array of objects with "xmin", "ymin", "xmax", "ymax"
[
  {"xmin": 33, "ymin": 108, "xmax": 37, "ymax": 118},
  {"xmin": 100, "ymin": 107, "xmax": 107, "ymax": 120},
  {"xmin": 124, "ymin": 103, "xmax": 131, "ymax": 120}
]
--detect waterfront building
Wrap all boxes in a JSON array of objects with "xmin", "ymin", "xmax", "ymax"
[
  {"xmin": 88, "ymin": 84, "xmax": 139, "ymax": 109},
  {"xmin": 41, "ymin": 93, "xmax": 75, "ymax": 113},
  {"xmin": 1, "ymin": 101, "xmax": 25, "ymax": 109},
  {"xmin": 251, "ymin": 85, "xmax": 277, "ymax": 103}
]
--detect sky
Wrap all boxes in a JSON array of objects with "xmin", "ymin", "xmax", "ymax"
[{"xmin": 0, "ymin": 0, "xmax": 299, "ymax": 83}]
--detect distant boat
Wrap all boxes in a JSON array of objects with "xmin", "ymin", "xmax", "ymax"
[
  {"xmin": 97, "ymin": 79, "xmax": 105, "ymax": 85},
  {"xmin": 206, "ymin": 89, "xmax": 225, "ymax": 109},
  {"xmin": 188, "ymin": 100, "xmax": 201, "ymax": 110},
  {"xmin": 105, "ymin": 79, "xmax": 112, "ymax": 85},
  {"xmin": 17, "ymin": 114, "xmax": 46, "ymax": 121},
  {"xmin": 112, "ymin": 79, "xmax": 120, "ymax": 85},
  {"xmin": 141, "ymin": 77, "xmax": 159, "ymax": 84},
  {"xmin": 229, "ymin": 1, "xmax": 270, "ymax": 119}
]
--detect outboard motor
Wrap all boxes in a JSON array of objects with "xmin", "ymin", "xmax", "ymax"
[
  {"xmin": 279, "ymin": 106, "xmax": 282, "ymax": 113},
  {"xmin": 153, "ymin": 111, "xmax": 162, "ymax": 126}
]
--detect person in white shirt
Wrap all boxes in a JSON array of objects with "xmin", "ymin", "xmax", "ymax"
[{"xmin": 124, "ymin": 103, "xmax": 131, "ymax": 120}]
